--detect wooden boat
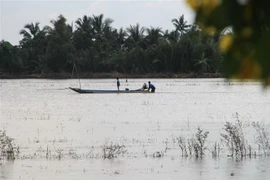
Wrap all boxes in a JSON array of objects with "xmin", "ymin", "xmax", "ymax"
[
  {"xmin": 69, "ymin": 63, "xmax": 151, "ymax": 94},
  {"xmin": 69, "ymin": 87, "xmax": 150, "ymax": 94}
]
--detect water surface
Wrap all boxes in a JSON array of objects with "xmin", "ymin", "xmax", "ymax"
[{"xmin": 0, "ymin": 78, "xmax": 270, "ymax": 179}]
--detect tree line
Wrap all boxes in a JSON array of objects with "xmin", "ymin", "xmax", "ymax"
[{"xmin": 0, "ymin": 14, "xmax": 223, "ymax": 76}]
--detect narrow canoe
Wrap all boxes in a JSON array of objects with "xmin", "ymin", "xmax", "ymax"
[{"xmin": 69, "ymin": 87, "xmax": 150, "ymax": 94}]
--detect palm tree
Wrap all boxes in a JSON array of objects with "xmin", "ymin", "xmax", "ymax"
[
  {"xmin": 143, "ymin": 27, "xmax": 164, "ymax": 72},
  {"xmin": 89, "ymin": 14, "xmax": 116, "ymax": 60},
  {"xmin": 49, "ymin": 15, "xmax": 73, "ymax": 39},
  {"xmin": 126, "ymin": 23, "xmax": 145, "ymax": 49},
  {"xmin": 46, "ymin": 15, "xmax": 75, "ymax": 72},
  {"xmin": 172, "ymin": 15, "xmax": 191, "ymax": 36},
  {"xmin": 19, "ymin": 22, "xmax": 49, "ymax": 73},
  {"xmin": 145, "ymin": 26, "xmax": 163, "ymax": 46},
  {"xmin": 183, "ymin": 24, "xmax": 201, "ymax": 44},
  {"xmin": 195, "ymin": 52, "xmax": 211, "ymax": 73},
  {"xmin": 115, "ymin": 27, "xmax": 127, "ymax": 50},
  {"xmin": 75, "ymin": 15, "xmax": 92, "ymax": 32},
  {"xmin": 19, "ymin": 22, "xmax": 42, "ymax": 48},
  {"xmin": 73, "ymin": 15, "xmax": 94, "ymax": 50},
  {"xmin": 91, "ymin": 14, "xmax": 113, "ymax": 35},
  {"xmin": 20, "ymin": 22, "xmax": 40, "ymax": 41},
  {"xmin": 162, "ymin": 30, "xmax": 181, "ymax": 72},
  {"xmin": 163, "ymin": 30, "xmax": 181, "ymax": 43}
]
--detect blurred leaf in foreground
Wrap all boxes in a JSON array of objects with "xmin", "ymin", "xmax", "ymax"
[{"xmin": 186, "ymin": 0, "xmax": 270, "ymax": 86}]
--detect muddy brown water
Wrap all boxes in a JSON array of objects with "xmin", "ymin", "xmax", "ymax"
[{"xmin": 1, "ymin": 79, "xmax": 270, "ymax": 179}]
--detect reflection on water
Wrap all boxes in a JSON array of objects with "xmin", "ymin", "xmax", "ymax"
[
  {"xmin": 1, "ymin": 157, "xmax": 269, "ymax": 180},
  {"xmin": 0, "ymin": 79, "xmax": 270, "ymax": 179},
  {"xmin": 0, "ymin": 160, "xmax": 15, "ymax": 179}
]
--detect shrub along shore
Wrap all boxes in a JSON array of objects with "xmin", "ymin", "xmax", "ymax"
[{"xmin": 0, "ymin": 72, "xmax": 223, "ymax": 79}]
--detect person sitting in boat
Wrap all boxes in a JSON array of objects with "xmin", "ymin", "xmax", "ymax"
[
  {"xmin": 141, "ymin": 83, "xmax": 148, "ymax": 90},
  {"xmin": 148, "ymin": 81, "xmax": 156, "ymax": 93}
]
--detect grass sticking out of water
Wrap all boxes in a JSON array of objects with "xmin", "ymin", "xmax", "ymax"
[
  {"xmin": 102, "ymin": 142, "xmax": 127, "ymax": 159},
  {"xmin": 0, "ymin": 130, "xmax": 17, "ymax": 161},
  {"xmin": 2, "ymin": 119, "xmax": 270, "ymax": 162}
]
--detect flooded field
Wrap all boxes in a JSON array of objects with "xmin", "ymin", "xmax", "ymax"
[{"xmin": 1, "ymin": 78, "xmax": 270, "ymax": 179}]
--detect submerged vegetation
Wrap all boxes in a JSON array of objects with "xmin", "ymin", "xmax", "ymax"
[
  {"xmin": 0, "ymin": 130, "xmax": 17, "ymax": 160},
  {"xmin": 102, "ymin": 142, "xmax": 127, "ymax": 159},
  {"xmin": 252, "ymin": 121, "xmax": 270, "ymax": 156},
  {"xmin": 220, "ymin": 119, "xmax": 246, "ymax": 157},
  {"xmin": 0, "ymin": 14, "xmax": 223, "ymax": 77},
  {"xmin": 2, "ymin": 119, "xmax": 269, "ymax": 163},
  {"xmin": 177, "ymin": 128, "xmax": 209, "ymax": 158},
  {"xmin": 175, "ymin": 119, "xmax": 270, "ymax": 159}
]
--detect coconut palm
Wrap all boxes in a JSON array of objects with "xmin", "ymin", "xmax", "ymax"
[
  {"xmin": 49, "ymin": 15, "xmax": 73, "ymax": 39},
  {"xmin": 75, "ymin": 15, "xmax": 92, "ymax": 32},
  {"xmin": 183, "ymin": 24, "xmax": 201, "ymax": 43},
  {"xmin": 115, "ymin": 27, "xmax": 128, "ymax": 50},
  {"xmin": 143, "ymin": 27, "xmax": 164, "ymax": 72},
  {"xmin": 19, "ymin": 22, "xmax": 45, "ymax": 50},
  {"xmin": 89, "ymin": 14, "xmax": 115, "ymax": 53},
  {"xmin": 164, "ymin": 30, "xmax": 181, "ymax": 43},
  {"xmin": 172, "ymin": 14, "xmax": 191, "ymax": 36},
  {"xmin": 195, "ymin": 52, "xmax": 211, "ymax": 73},
  {"xmin": 19, "ymin": 22, "xmax": 49, "ymax": 73},
  {"xmin": 19, "ymin": 22, "xmax": 40, "ymax": 41},
  {"xmin": 126, "ymin": 23, "xmax": 145, "ymax": 49},
  {"xmin": 91, "ymin": 14, "xmax": 113, "ymax": 35},
  {"xmin": 145, "ymin": 26, "xmax": 163, "ymax": 46},
  {"xmin": 116, "ymin": 28, "xmax": 127, "ymax": 44},
  {"xmin": 73, "ymin": 15, "xmax": 95, "ymax": 50},
  {"xmin": 46, "ymin": 15, "xmax": 75, "ymax": 72}
]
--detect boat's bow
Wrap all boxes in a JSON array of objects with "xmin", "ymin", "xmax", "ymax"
[{"xmin": 69, "ymin": 87, "xmax": 87, "ymax": 93}]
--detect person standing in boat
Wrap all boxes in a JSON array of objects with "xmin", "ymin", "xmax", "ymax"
[
  {"xmin": 116, "ymin": 78, "xmax": 120, "ymax": 91},
  {"xmin": 148, "ymin": 81, "xmax": 156, "ymax": 93}
]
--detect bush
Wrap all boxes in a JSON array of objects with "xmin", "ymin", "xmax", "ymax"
[
  {"xmin": 102, "ymin": 142, "xmax": 127, "ymax": 159},
  {"xmin": 0, "ymin": 130, "xmax": 16, "ymax": 160},
  {"xmin": 220, "ymin": 120, "xmax": 246, "ymax": 157}
]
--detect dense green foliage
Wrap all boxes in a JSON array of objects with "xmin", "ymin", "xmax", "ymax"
[{"xmin": 0, "ymin": 14, "xmax": 223, "ymax": 75}]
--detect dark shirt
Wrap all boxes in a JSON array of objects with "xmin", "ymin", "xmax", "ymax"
[
  {"xmin": 148, "ymin": 84, "xmax": 155, "ymax": 90},
  {"xmin": 117, "ymin": 80, "xmax": 120, "ymax": 87}
]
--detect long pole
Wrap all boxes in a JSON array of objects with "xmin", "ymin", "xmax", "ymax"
[{"xmin": 73, "ymin": 62, "xmax": 81, "ymax": 89}]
